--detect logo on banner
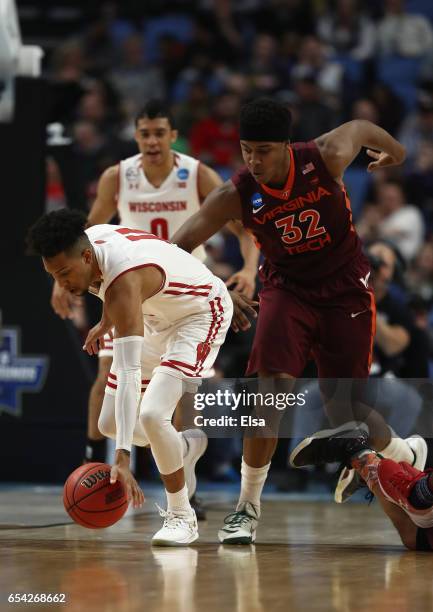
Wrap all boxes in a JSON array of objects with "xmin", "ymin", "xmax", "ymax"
[{"xmin": 0, "ymin": 328, "xmax": 49, "ymax": 417}]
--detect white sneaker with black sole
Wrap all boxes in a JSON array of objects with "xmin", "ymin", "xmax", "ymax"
[
  {"xmin": 152, "ymin": 505, "xmax": 199, "ymax": 546},
  {"xmin": 334, "ymin": 434, "xmax": 428, "ymax": 503},
  {"xmin": 218, "ymin": 502, "xmax": 259, "ymax": 545}
]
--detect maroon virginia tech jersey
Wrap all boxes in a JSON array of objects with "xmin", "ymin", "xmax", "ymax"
[{"xmin": 233, "ymin": 141, "xmax": 367, "ymax": 286}]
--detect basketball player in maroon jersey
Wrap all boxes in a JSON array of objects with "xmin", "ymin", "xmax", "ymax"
[{"xmin": 172, "ymin": 97, "xmax": 427, "ymax": 544}]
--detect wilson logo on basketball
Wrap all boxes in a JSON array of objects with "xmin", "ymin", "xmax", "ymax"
[{"xmin": 80, "ymin": 469, "xmax": 110, "ymax": 489}]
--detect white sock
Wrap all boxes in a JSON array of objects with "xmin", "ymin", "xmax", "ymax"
[
  {"xmin": 381, "ymin": 428, "xmax": 414, "ymax": 464},
  {"xmin": 237, "ymin": 458, "xmax": 271, "ymax": 517},
  {"xmin": 166, "ymin": 484, "xmax": 191, "ymax": 513}
]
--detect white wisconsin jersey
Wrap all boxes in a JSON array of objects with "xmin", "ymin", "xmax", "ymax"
[
  {"xmin": 86, "ymin": 224, "xmax": 229, "ymax": 332},
  {"xmin": 117, "ymin": 151, "xmax": 206, "ymax": 261}
]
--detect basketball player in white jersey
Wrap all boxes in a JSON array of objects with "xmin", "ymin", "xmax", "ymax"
[
  {"xmin": 28, "ymin": 209, "xmax": 234, "ymax": 545},
  {"xmin": 50, "ymin": 100, "xmax": 259, "ymax": 511}
]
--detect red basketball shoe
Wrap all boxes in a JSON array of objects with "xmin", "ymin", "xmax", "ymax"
[{"xmin": 378, "ymin": 459, "xmax": 433, "ymax": 528}]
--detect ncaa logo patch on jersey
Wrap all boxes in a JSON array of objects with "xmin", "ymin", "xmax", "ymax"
[
  {"xmin": 177, "ymin": 168, "xmax": 189, "ymax": 181},
  {"xmin": 126, "ymin": 166, "xmax": 140, "ymax": 189},
  {"xmin": 251, "ymin": 192, "xmax": 265, "ymax": 214}
]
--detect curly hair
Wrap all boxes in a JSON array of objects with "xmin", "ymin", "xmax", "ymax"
[
  {"xmin": 239, "ymin": 97, "xmax": 292, "ymax": 142},
  {"xmin": 26, "ymin": 209, "xmax": 89, "ymax": 258}
]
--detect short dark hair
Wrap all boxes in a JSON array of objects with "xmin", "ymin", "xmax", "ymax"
[
  {"xmin": 135, "ymin": 99, "xmax": 174, "ymax": 127},
  {"xmin": 239, "ymin": 98, "xmax": 292, "ymax": 142},
  {"xmin": 26, "ymin": 209, "xmax": 89, "ymax": 258}
]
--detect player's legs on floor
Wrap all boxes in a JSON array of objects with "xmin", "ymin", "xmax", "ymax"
[
  {"xmin": 174, "ymin": 392, "xmax": 208, "ymax": 520},
  {"xmin": 142, "ymin": 296, "xmax": 232, "ymax": 546},
  {"xmin": 334, "ymin": 423, "xmax": 427, "ymax": 504},
  {"xmin": 377, "ymin": 459, "xmax": 433, "ymax": 527},
  {"xmin": 218, "ymin": 373, "xmax": 293, "ymax": 545},
  {"xmin": 219, "ymin": 284, "xmax": 316, "ymax": 545},
  {"xmin": 140, "ymin": 373, "xmax": 198, "ymax": 546},
  {"xmin": 289, "ymin": 425, "xmax": 420, "ymax": 550},
  {"xmin": 316, "ymin": 301, "xmax": 427, "ymax": 502},
  {"xmin": 338, "ymin": 452, "xmax": 433, "ymax": 551},
  {"xmin": 351, "ymin": 452, "xmax": 419, "ymax": 550},
  {"xmin": 84, "ymin": 355, "xmax": 112, "ymax": 463},
  {"xmin": 98, "ymin": 390, "xmax": 149, "ymax": 447},
  {"xmin": 98, "ymin": 384, "xmax": 206, "ymax": 509}
]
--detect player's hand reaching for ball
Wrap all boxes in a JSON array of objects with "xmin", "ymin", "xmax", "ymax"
[
  {"xmin": 111, "ymin": 461, "xmax": 145, "ymax": 509},
  {"xmin": 226, "ymin": 268, "xmax": 256, "ymax": 299},
  {"xmin": 229, "ymin": 290, "xmax": 258, "ymax": 332},
  {"xmin": 51, "ymin": 280, "xmax": 81, "ymax": 319}
]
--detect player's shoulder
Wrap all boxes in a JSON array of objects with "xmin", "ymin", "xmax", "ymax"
[
  {"xmin": 291, "ymin": 140, "xmax": 327, "ymax": 171},
  {"xmin": 120, "ymin": 153, "xmax": 142, "ymax": 166},
  {"xmin": 100, "ymin": 164, "xmax": 120, "ymax": 181},
  {"xmin": 86, "ymin": 224, "xmax": 118, "ymax": 241},
  {"xmin": 118, "ymin": 153, "xmax": 142, "ymax": 177},
  {"xmin": 231, "ymin": 165, "xmax": 253, "ymax": 187},
  {"xmin": 291, "ymin": 140, "xmax": 320, "ymax": 155},
  {"xmin": 173, "ymin": 151, "xmax": 200, "ymax": 169}
]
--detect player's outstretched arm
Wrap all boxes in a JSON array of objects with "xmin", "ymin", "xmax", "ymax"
[
  {"xmin": 172, "ymin": 180, "xmax": 242, "ymax": 253},
  {"xmin": 225, "ymin": 220, "xmax": 259, "ymax": 299},
  {"xmin": 84, "ymin": 268, "xmax": 161, "ymax": 508},
  {"xmin": 198, "ymin": 164, "xmax": 259, "ymax": 298},
  {"xmin": 315, "ymin": 120, "xmax": 406, "ymax": 181},
  {"xmin": 99, "ymin": 271, "xmax": 145, "ymax": 508}
]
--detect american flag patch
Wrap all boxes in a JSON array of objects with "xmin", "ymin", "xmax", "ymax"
[{"xmin": 302, "ymin": 162, "xmax": 315, "ymax": 175}]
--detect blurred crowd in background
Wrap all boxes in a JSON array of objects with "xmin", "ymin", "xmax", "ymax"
[{"xmin": 18, "ymin": 0, "xmax": 433, "ymax": 482}]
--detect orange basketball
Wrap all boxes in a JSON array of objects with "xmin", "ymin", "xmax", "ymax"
[{"xmin": 63, "ymin": 462, "xmax": 129, "ymax": 528}]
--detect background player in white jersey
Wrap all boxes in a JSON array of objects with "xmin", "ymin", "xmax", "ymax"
[
  {"xmin": 50, "ymin": 100, "xmax": 259, "ymax": 502},
  {"xmin": 27, "ymin": 209, "xmax": 234, "ymax": 545}
]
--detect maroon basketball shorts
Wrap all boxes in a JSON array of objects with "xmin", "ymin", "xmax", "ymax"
[{"xmin": 246, "ymin": 268, "xmax": 376, "ymax": 378}]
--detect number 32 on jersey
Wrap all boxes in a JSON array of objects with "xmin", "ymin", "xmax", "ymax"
[{"xmin": 275, "ymin": 209, "xmax": 331, "ymax": 255}]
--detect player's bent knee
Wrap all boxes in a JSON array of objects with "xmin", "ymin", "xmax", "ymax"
[
  {"xmin": 139, "ymin": 404, "xmax": 168, "ymax": 438},
  {"xmin": 139, "ymin": 408, "xmax": 161, "ymax": 433}
]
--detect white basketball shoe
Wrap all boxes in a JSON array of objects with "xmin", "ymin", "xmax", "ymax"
[
  {"xmin": 218, "ymin": 502, "xmax": 259, "ymax": 545},
  {"xmin": 152, "ymin": 505, "xmax": 199, "ymax": 546}
]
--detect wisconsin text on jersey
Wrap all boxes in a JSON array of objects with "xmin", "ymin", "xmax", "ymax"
[{"xmin": 128, "ymin": 201, "xmax": 188, "ymax": 212}]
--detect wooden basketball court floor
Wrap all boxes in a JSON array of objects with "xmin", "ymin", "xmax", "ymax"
[{"xmin": 1, "ymin": 485, "xmax": 433, "ymax": 612}]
